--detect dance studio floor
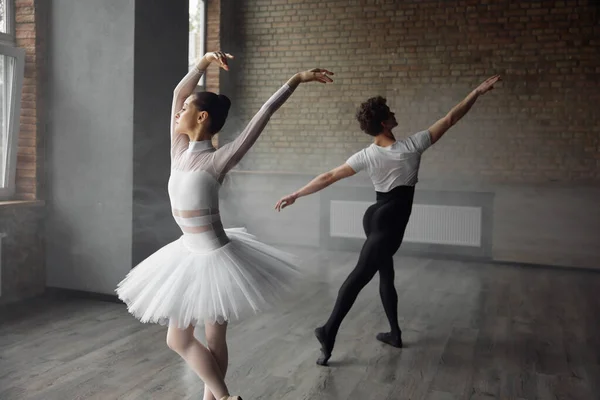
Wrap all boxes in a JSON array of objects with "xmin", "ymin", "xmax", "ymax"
[{"xmin": 1, "ymin": 250, "xmax": 599, "ymax": 400}]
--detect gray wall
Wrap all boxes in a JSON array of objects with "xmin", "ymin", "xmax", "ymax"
[
  {"xmin": 491, "ymin": 184, "xmax": 600, "ymax": 269},
  {"xmin": 221, "ymin": 173, "xmax": 600, "ymax": 271},
  {"xmin": 215, "ymin": 0, "xmax": 245, "ymax": 148},
  {"xmin": 46, "ymin": 0, "xmax": 135, "ymax": 294},
  {"xmin": 132, "ymin": 1, "xmax": 189, "ymax": 265},
  {"xmin": 0, "ymin": 205, "xmax": 45, "ymax": 305},
  {"xmin": 46, "ymin": 0, "xmax": 190, "ymax": 295}
]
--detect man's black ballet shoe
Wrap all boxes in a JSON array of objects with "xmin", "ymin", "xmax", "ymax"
[
  {"xmin": 315, "ymin": 327, "xmax": 332, "ymax": 366},
  {"xmin": 376, "ymin": 332, "xmax": 403, "ymax": 348}
]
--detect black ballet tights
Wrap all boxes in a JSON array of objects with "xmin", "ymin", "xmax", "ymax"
[{"xmin": 316, "ymin": 186, "xmax": 414, "ymax": 366}]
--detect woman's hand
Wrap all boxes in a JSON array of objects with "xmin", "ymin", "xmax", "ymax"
[
  {"xmin": 287, "ymin": 68, "xmax": 334, "ymax": 89},
  {"xmin": 200, "ymin": 51, "xmax": 234, "ymax": 71},
  {"xmin": 275, "ymin": 193, "xmax": 298, "ymax": 212},
  {"xmin": 297, "ymin": 68, "xmax": 334, "ymax": 84}
]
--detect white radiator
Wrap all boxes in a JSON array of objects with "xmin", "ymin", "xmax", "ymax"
[{"xmin": 330, "ymin": 201, "xmax": 482, "ymax": 247}]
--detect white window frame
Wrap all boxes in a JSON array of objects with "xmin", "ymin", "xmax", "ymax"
[{"xmin": 0, "ymin": 0, "xmax": 25, "ymax": 199}]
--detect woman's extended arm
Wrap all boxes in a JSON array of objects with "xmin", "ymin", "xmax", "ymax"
[
  {"xmin": 171, "ymin": 51, "xmax": 233, "ymax": 152},
  {"xmin": 212, "ymin": 68, "xmax": 334, "ymax": 178}
]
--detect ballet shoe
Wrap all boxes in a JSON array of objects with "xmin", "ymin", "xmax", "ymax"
[
  {"xmin": 219, "ymin": 396, "xmax": 242, "ymax": 400},
  {"xmin": 376, "ymin": 331, "xmax": 403, "ymax": 348},
  {"xmin": 315, "ymin": 326, "xmax": 332, "ymax": 366}
]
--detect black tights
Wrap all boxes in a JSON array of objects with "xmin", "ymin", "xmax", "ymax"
[{"xmin": 316, "ymin": 186, "xmax": 414, "ymax": 363}]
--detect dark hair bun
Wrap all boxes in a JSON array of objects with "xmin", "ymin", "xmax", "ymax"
[
  {"xmin": 217, "ymin": 94, "xmax": 231, "ymax": 113},
  {"xmin": 192, "ymin": 92, "xmax": 231, "ymax": 134}
]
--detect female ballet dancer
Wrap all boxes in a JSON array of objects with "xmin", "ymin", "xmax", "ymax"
[
  {"xmin": 275, "ymin": 75, "xmax": 501, "ymax": 366},
  {"xmin": 116, "ymin": 51, "xmax": 333, "ymax": 400}
]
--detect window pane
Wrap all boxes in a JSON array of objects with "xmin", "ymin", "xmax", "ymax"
[
  {"xmin": 0, "ymin": 55, "xmax": 5, "ymax": 184},
  {"xmin": 0, "ymin": 43, "xmax": 24, "ymax": 198},
  {"xmin": 0, "ymin": 0, "xmax": 5, "ymax": 34},
  {"xmin": 189, "ymin": 0, "xmax": 205, "ymax": 86},
  {"xmin": 189, "ymin": 0, "xmax": 196, "ymax": 69},
  {"xmin": 0, "ymin": 54, "xmax": 15, "ymax": 188}
]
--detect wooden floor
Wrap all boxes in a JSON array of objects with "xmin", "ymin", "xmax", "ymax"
[{"xmin": 1, "ymin": 250, "xmax": 599, "ymax": 400}]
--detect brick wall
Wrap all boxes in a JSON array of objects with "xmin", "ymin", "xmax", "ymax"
[
  {"xmin": 206, "ymin": 0, "xmax": 221, "ymax": 94},
  {"xmin": 221, "ymin": 0, "xmax": 599, "ymax": 184},
  {"xmin": 15, "ymin": 0, "xmax": 45, "ymax": 200},
  {"xmin": 206, "ymin": 0, "xmax": 220, "ymax": 148}
]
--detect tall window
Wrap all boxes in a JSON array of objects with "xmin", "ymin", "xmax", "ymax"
[
  {"xmin": 0, "ymin": 0, "xmax": 25, "ymax": 199},
  {"xmin": 189, "ymin": 0, "xmax": 206, "ymax": 90}
]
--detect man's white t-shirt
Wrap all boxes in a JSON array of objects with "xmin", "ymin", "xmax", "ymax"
[{"xmin": 346, "ymin": 130, "xmax": 432, "ymax": 192}]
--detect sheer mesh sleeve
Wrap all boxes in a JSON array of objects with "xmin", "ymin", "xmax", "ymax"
[
  {"xmin": 171, "ymin": 66, "xmax": 205, "ymax": 160},
  {"xmin": 211, "ymin": 84, "xmax": 295, "ymax": 178}
]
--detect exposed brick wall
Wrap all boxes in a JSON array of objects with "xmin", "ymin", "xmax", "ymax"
[
  {"xmin": 205, "ymin": 0, "xmax": 221, "ymax": 94},
  {"xmin": 15, "ymin": 0, "xmax": 45, "ymax": 200},
  {"xmin": 206, "ymin": 0, "xmax": 220, "ymax": 148},
  {"xmin": 222, "ymin": 0, "xmax": 599, "ymax": 184}
]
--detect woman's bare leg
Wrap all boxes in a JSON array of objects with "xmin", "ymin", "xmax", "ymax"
[
  {"xmin": 166, "ymin": 323, "xmax": 229, "ymax": 399},
  {"xmin": 203, "ymin": 321, "xmax": 229, "ymax": 400}
]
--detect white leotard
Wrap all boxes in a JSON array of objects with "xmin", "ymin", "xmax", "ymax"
[{"xmin": 169, "ymin": 66, "xmax": 294, "ymax": 251}]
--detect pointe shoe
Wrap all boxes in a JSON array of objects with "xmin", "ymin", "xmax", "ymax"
[{"xmin": 219, "ymin": 396, "xmax": 242, "ymax": 400}]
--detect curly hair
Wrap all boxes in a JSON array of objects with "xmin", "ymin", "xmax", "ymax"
[{"xmin": 355, "ymin": 96, "xmax": 390, "ymax": 136}]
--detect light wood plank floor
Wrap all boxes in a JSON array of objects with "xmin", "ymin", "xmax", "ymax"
[{"xmin": 1, "ymin": 250, "xmax": 599, "ymax": 400}]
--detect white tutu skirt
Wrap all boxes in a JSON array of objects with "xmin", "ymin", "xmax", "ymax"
[{"xmin": 116, "ymin": 228, "xmax": 301, "ymax": 328}]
